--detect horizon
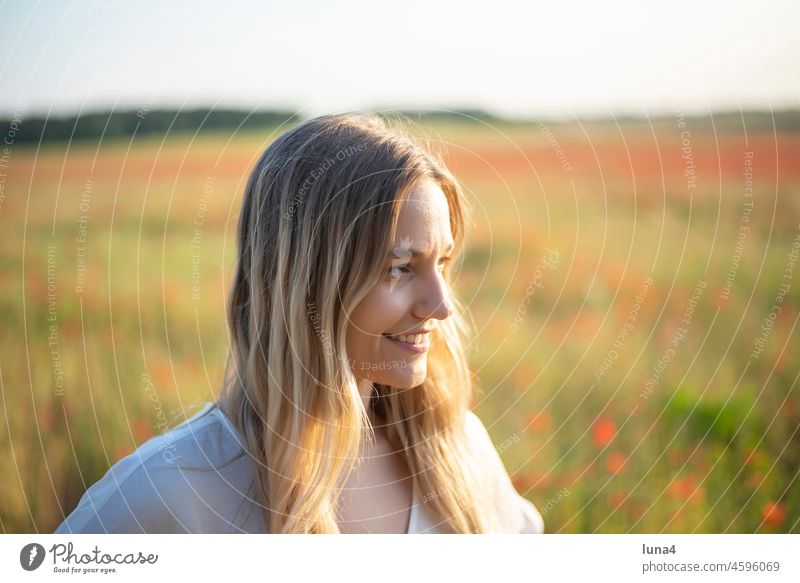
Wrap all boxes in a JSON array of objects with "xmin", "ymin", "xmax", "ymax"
[
  {"xmin": 3, "ymin": 104, "xmax": 800, "ymax": 124},
  {"xmin": 2, "ymin": 0, "xmax": 798, "ymax": 120}
]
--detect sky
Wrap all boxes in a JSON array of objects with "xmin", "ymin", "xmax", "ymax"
[{"xmin": 1, "ymin": 0, "xmax": 799, "ymax": 120}]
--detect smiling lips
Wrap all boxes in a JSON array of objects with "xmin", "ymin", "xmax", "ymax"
[
  {"xmin": 382, "ymin": 332, "xmax": 430, "ymax": 353},
  {"xmin": 385, "ymin": 333, "xmax": 426, "ymax": 344}
]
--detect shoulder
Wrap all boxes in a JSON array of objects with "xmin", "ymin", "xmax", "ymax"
[
  {"xmin": 463, "ymin": 410, "xmax": 493, "ymax": 447},
  {"xmin": 463, "ymin": 410, "xmax": 545, "ymax": 534},
  {"xmin": 462, "ymin": 410, "xmax": 504, "ymax": 465},
  {"xmin": 55, "ymin": 403, "xmax": 260, "ymax": 534}
]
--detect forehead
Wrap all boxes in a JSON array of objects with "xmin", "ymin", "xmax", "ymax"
[{"xmin": 393, "ymin": 180, "xmax": 454, "ymax": 248}]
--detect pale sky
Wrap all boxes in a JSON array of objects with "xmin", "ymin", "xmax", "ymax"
[{"xmin": 1, "ymin": 0, "xmax": 798, "ymax": 120}]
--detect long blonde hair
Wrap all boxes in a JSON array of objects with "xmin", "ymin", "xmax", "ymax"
[{"xmin": 217, "ymin": 112, "xmax": 491, "ymax": 533}]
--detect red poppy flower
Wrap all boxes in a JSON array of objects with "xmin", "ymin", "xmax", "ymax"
[
  {"xmin": 609, "ymin": 490, "xmax": 627, "ymax": 508},
  {"xmin": 606, "ymin": 452, "xmax": 627, "ymax": 474},
  {"xmin": 592, "ymin": 418, "xmax": 617, "ymax": 447},
  {"xmin": 761, "ymin": 501, "xmax": 787, "ymax": 528},
  {"xmin": 667, "ymin": 475, "xmax": 697, "ymax": 500},
  {"xmin": 524, "ymin": 410, "xmax": 554, "ymax": 434},
  {"xmin": 132, "ymin": 418, "xmax": 152, "ymax": 443},
  {"xmin": 511, "ymin": 474, "xmax": 531, "ymax": 493}
]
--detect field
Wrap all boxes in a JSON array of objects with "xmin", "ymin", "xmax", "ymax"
[{"xmin": 1, "ymin": 116, "xmax": 798, "ymax": 533}]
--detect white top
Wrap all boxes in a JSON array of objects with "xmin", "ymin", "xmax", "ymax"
[{"xmin": 55, "ymin": 403, "xmax": 545, "ymax": 534}]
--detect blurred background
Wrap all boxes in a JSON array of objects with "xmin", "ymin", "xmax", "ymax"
[{"xmin": 1, "ymin": 0, "xmax": 798, "ymax": 533}]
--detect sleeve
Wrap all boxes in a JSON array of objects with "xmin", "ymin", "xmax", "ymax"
[
  {"xmin": 518, "ymin": 494, "xmax": 546, "ymax": 534},
  {"xmin": 464, "ymin": 411, "xmax": 545, "ymax": 534},
  {"xmin": 55, "ymin": 409, "xmax": 261, "ymax": 534},
  {"xmin": 54, "ymin": 457, "xmax": 188, "ymax": 534},
  {"xmin": 55, "ymin": 449, "xmax": 262, "ymax": 534}
]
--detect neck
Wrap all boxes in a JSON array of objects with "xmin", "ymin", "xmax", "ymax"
[{"xmin": 357, "ymin": 379, "xmax": 381, "ymax": 428}]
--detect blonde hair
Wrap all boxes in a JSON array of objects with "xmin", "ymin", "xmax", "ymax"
[{"xmin": 217, "ymin": 112, "xmax": 491, "ymax": 533}]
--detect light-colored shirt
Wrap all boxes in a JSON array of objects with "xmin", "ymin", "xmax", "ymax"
[{"xmin": 55, "ymin": 403, "xmax": 545, "ymax": 534}]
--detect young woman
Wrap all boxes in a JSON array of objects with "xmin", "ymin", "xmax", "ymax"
[{"xmin": 55, "ymin": 113, "xmax": 545, "ymax": 534}]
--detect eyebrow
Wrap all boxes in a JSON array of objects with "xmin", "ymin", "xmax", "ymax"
[{"xmin": 388, "ymin": 242, "xmax": 455, "ymax": 259}]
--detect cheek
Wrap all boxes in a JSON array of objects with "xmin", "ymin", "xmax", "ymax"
[{"xmin": 347, "ymin": 288, "xmax": 411, "ymax": 354}]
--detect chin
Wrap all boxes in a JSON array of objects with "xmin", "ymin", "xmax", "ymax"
[{"xmin": 384, "ymin": 366, "xmax": 427, "ymax": 389}]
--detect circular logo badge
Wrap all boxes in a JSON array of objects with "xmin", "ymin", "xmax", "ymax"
[{"xmin": 20, "ymin": 543, "xmax": 46, "ymax": 571}]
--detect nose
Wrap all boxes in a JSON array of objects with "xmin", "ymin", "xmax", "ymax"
[{"xmin": 412, "ymin": 268, "xmax": 453, "ymax": 322}]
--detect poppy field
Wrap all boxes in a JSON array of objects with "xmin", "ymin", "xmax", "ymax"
[{"xmin": 1, "ymin": 115, "xmax": 798, "ymax": 533}]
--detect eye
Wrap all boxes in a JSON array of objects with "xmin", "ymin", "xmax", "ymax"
[{"xmin": 387, "ymin": 263, "xmax": 412, "ymax": 278}]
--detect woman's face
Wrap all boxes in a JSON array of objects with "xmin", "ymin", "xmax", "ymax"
[{"xmin": 346, "ymin": 179, "xmax": 455, "ymax": 391}]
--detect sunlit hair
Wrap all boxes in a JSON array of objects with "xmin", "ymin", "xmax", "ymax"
[{"xmin": 217, "ymin": 112, "xmax": 496, "ymax": 533}]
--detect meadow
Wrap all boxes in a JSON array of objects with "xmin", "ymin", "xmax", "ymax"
[{"xmin": 1, "ymin": 115, "xmax": 798, "ymax": 533}]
